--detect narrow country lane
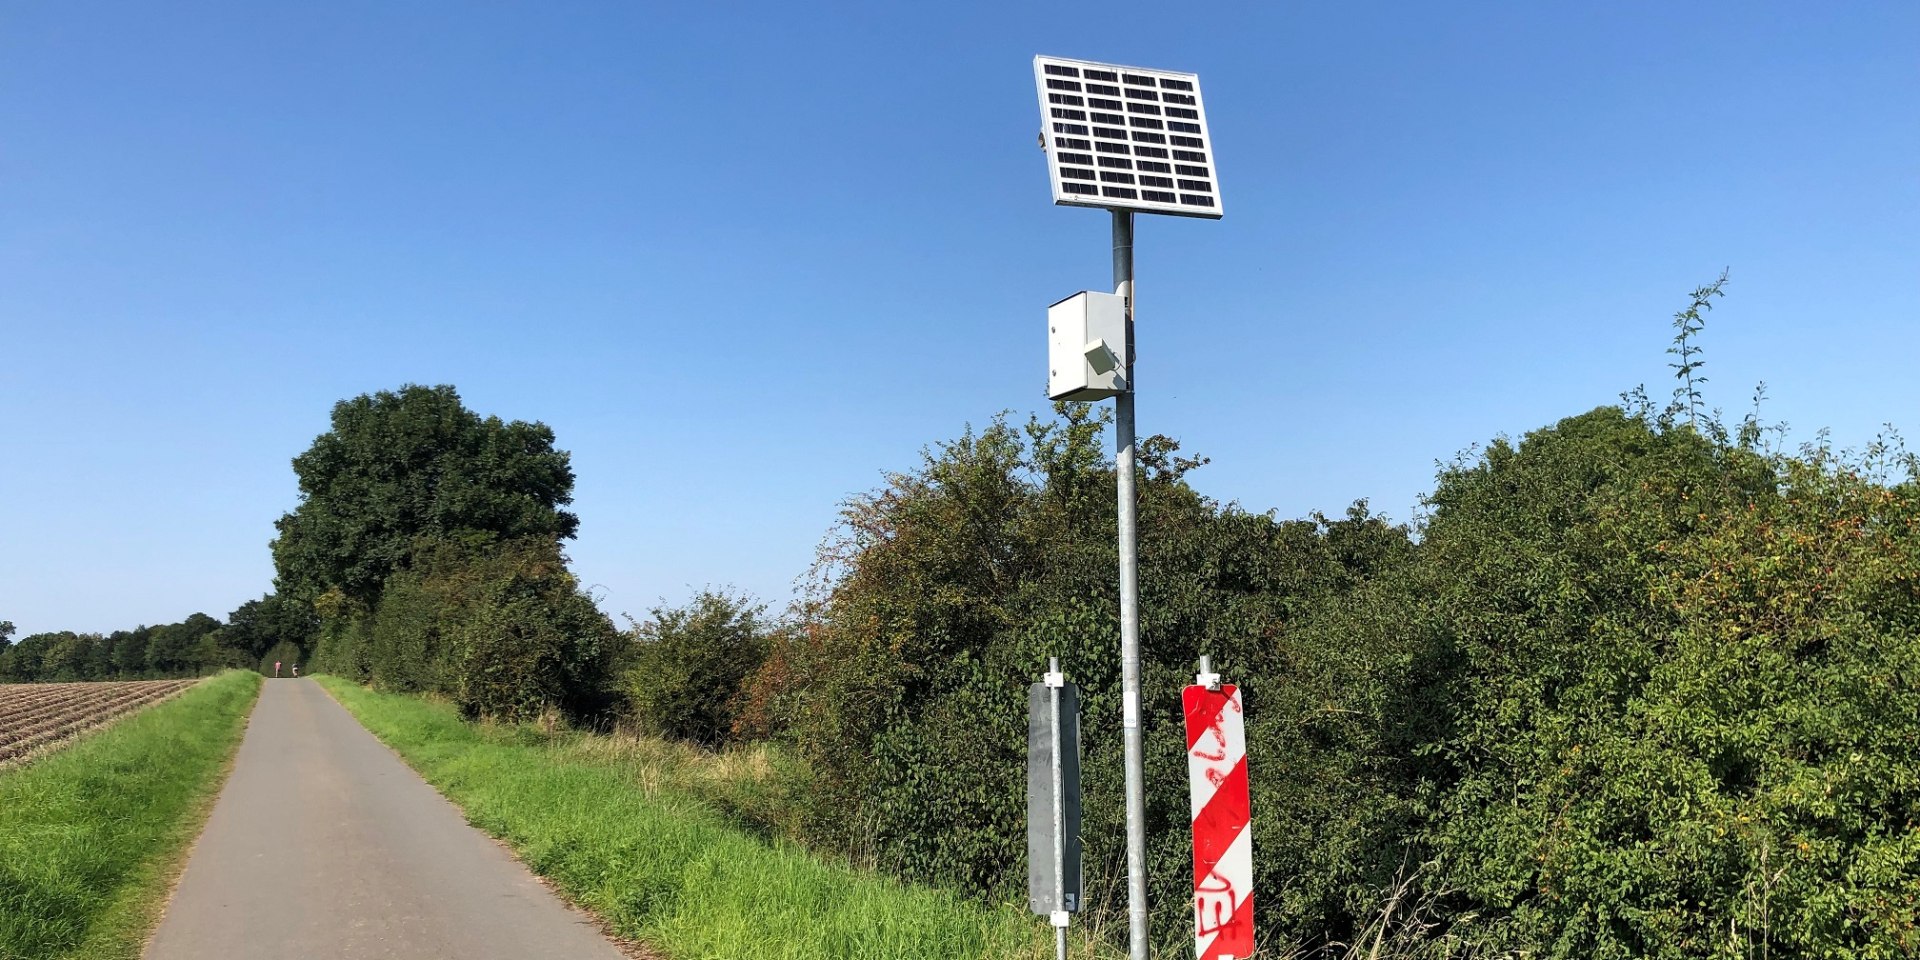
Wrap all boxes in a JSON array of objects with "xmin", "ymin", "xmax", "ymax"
[{"xmin": 144, "ymin": 678, "xmax": 630, "ymax": 960}]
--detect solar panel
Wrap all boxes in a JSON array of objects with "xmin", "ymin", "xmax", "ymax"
[{"xmin": 1033, "ymin": 56, "xmax": 1222, "ymax": 219}]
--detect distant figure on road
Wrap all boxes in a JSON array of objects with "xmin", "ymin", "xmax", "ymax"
[
  {"xmin": 291, "ymin": 664, "xmax": 300, "ymax": 678},
  {"xmin": 274, "ymin": 661, "xmax": 282, "ymax": 678}
]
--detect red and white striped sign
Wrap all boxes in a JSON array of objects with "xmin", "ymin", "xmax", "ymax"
[{"xmin": 1184, "ymin": 683, "xmax": 1252, "ymax": 960}]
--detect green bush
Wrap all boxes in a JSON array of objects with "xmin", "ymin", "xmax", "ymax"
[
  {"xmin": 307, "ymin": 593, "xmax": 371, "ymax": 681},
  {"xmin": 1416, "ymin": 429, "xmax": 1920, "ymax": 959},
  {"xmin": 621, "ymin": 590, "xmax": 770, "ymax": 747},
  {"xmin": 311, "ymin": 538, "xmax": 618, "ymax": 723},
  {"xmin": 739, "ymin": 391, "xmax": 1920, "ymax": 958},
  {"xmin": 740, "ymin": 406, "xmax": 1412, "ymax": 951},
  {"xmin": 366, "ymin": 571, "xmax": 452, "ymax": 692},
  {"xmin": 454, "ymin": 579, "xmax": 617, "ymax": 724}
]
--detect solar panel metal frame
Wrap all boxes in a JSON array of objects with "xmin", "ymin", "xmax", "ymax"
[{"xmin": 1033, "ymin": 55, "xmax": 1223, "ymax": 220}]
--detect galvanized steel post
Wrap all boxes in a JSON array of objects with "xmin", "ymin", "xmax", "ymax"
[
  {"xmin": 1112, "ymin": 210, "xmax": 1148, "ymax": 960},
  {"xmin": 1049, "ymin": 656, "xmax": 1069, "ymax": 960}
]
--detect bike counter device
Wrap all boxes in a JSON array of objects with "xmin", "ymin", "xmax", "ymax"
[{"xmin": 1029, "ymin": 54, "xmax": 1226, "ymax": 960}]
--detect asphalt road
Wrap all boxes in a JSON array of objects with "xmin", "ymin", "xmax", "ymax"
[{"xmin": 145, "ymin": 678, "xmax": 630, "ymax": 960}]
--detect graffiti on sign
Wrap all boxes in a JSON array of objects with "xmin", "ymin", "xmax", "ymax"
[{"xmin": 1184, "ymin": 681, "xmax": 1253, "ymax": 960}]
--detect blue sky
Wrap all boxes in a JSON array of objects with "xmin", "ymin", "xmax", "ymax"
[{"xmin": 3, "ymin": 2, "xmax": 1915, "ymax": 637}]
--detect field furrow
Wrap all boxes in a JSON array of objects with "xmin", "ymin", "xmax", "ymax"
[{"xmin": 0, "ymin": 679, "xmax": 200, "ymax": 766}]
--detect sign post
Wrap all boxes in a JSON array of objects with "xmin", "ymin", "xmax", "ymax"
[
  {"xmin": 1184, "ymin": 656, "xmax": 1252, "ymax": 960},
  {"xmin": 1028, "ymin": 657, "xmax": 1082, "ymax": 960}
]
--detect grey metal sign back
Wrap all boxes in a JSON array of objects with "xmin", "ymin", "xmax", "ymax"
[{"xmin": 1027, "ymin": 674, "xmax": 1083, "ymax": 919}]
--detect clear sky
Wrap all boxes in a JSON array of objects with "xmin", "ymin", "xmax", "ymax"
[{"xmin": 3, "ymin": 2, "xmax": 1915, "ymax": 637}]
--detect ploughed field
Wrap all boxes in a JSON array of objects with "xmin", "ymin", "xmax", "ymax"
[{"xmin": 0, "ymin": 678, "xmax": 199, "ymax": 766}]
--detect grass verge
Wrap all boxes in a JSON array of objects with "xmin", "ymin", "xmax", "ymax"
[
  {"xmin": 317, "ymin": 676, "xmax": 1107, "ymax": 960},
  {"xmin": 0, "ymin": 670, "xmax": 261, "ymax": 960}
]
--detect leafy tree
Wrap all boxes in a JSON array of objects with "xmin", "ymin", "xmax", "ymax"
[{"xmin": 271, "ymin": 385, "xmax": 578, "ymax": 606}]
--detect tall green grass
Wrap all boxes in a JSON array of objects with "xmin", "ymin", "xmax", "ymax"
[
  {"xmin": 0, "ymin": 670, "xmax": 261, "ymax": 960},
  {"xmin": 318, "ymin": 677, "xmax": 1110, "ymax": 960}
]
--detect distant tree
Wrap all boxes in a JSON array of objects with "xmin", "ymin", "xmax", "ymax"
[
  {"xmin": 191, "ymin": 630, "xmax": 249, "ymax": 672},
  {"xmin": 109, "ymin": 627, "xmax": 153, "ymax": 676},
  {"xmin": 143, "ymin": 613, "xmax": 222, "ymax": 676},
  {"xmin": 0, "ymin": 620, "xmax": 13, "ymax": 660},
  {"xmin": 223, "ymin": 594, "xmax": 319, "ymax": 663},
  {"xmin": 271, "ymin": 385, "xmax": 578, "ymax": 606},
  {"xmin": 0, "ymin": 632, "xmax": 60, "ymax": 681}
]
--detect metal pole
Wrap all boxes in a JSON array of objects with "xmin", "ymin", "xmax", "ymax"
[
  {"xmin": 1050, "ymin": 657, "xmax": 1068, "ymax": 960},
  {"xmin": 1113, "ymin": 210, "xmax": 1148, "ymax": 960}
]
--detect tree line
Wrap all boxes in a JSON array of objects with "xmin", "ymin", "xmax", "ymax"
[{"xmin": 0, "ymin": 597, "xmax": 315, "ymax": 682}]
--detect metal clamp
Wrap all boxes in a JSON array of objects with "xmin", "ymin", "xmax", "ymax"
[{"xmin": 1196, "ymin": 655, "xmax": 1221, "ymax": 691}]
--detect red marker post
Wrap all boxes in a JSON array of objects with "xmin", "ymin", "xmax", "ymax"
[{"xmin": 1184, "ymin": 657, "xmax": 1252, "ymax": 960}]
